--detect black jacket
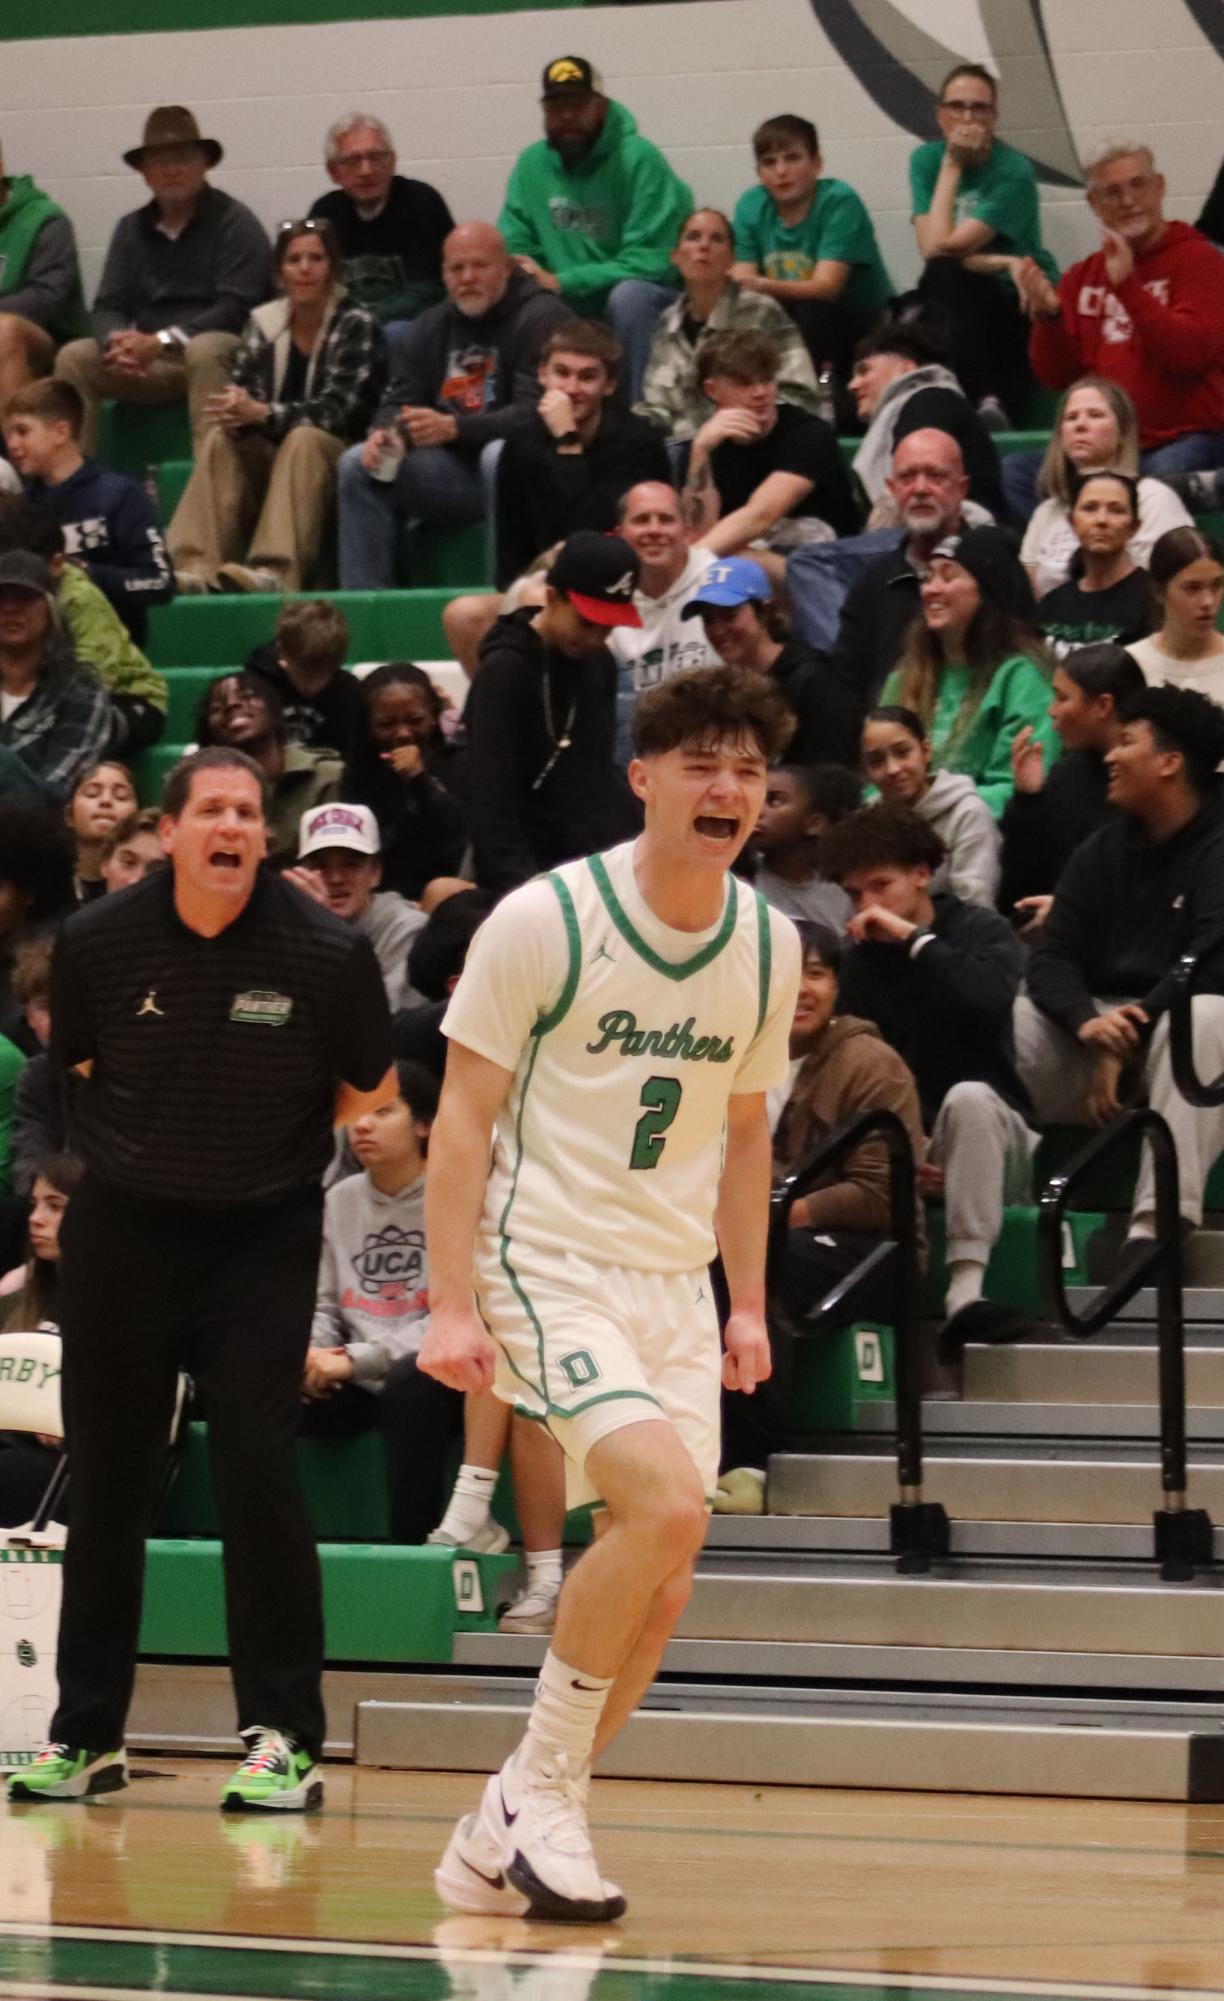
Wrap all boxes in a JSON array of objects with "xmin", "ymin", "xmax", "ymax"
[
  {"xmin": 892, "ymin": 386, "xmax": 1004, "ymax": 519},
  {"xmin": 495, "ymin": 404, "xmax": 670, "ymax": 587},
  {"xmin": 997, "ymin": 749, "xmax": 1113, "ymax": 911},
  {"xmin": 837, "ymin": 893, "xmax": 1028, "ymax": 1124},
  {"xmin": 1026, "ymin": 794, "xmax": 1224, "ymax": 1035},
  {"xmin": 377, "ymin": 268, "xmax": 573, "ymax": 452},
  {"xmin": 771, "ymin": 638, "xmax": 864, "ymax": 770},
  {"xmin": 829, "ymin": 536, "xmax": 922, "ymax": 704},
  {"xmin": 465, "ymin": 608, "xmax": 640, "ymax": 894}
]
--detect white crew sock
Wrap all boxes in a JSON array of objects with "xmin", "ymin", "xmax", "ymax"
[
  {"xmin": 945, "ymin": 1257, "xmax": 987, "ymax": 1317},
  {"xmin": 519, "ymin": 1648, "xmax": 612, "ymax": 1779},
  {"xmin": 435, "ymin": 1463, "xmax": 498, "ymax": 1542},
  {"xmin": 1127, "ymin": 1214, "xmax": 1156, "ymax": 1242},
  {"xmin": 524, "ymin": 1548, "xmax": 564, "ymax": 1594}
]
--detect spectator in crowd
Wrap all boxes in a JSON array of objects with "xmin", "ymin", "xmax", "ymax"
[
  {"xmin": 429, "ymin": 1374, "xmax": 568, "ymax": 1631},
  {"xmin": 1036, "ymin": 472, "xmax": 1154, "ymax": 656},
  {"xmin": 1017, "ymin": 145, "xmax": 1224, "ymax": 479},
  {"xmin": 636, "ymin": 209, "xmax": 819, "ymax": 445},
  {"xmin": 1018, "ymin": 687, "xmax": 1224, "ymax": 1267},
  {"xmin": 828, "ymin": 429, "xmax": 974, "ymax": 704},
  {"xmin": 288, "ymin": 802, "xmax": 425, "ymax": 1012},
  {"xmin": 66, "ymin": 760, "xmax": 137, "ymax": 903},
  {"xmin": 0, "ymin": 498, "xmax": 167, "ymax": 755},
  {"xmin": 879, "ymin": 524, "xmax": 1057, "ymax": 815},
  {"xmin": 336, "ymin": 223, "xmax": 570, "ymax": 590},
  {"xmin": 606, "ymin": 481, "xmax": 719, "ymax": 762},
  {"xmin": 340, "ymin": 664, "xmax": 468, "ymax": 902},
  {"xmin": 498, "ymin": 56, "xmax": 692, "ymax": 402},
  {"xmin": 0, "ymin": 136, "xmax": 87, "ymax": 401},
  {"xmin": 909, "ymin": 64, "xmax": 1056, "ymax": 424},
  {"xmin": 393, "ymin": 886, "xmax": 496, "ymax": 1078},
  {"xmin": 0, "ymin": 800, "xmax": 75, "ymax": 1058},
  {"xmin": 848, "ymin": 320, "xmax": 1003, "ymax": 520},
  {"xmin": 169, "ymin": 219, "xmax": 384, "ymax": 597},
  {"xmin": 1020, "ymin": 377, "xmax": 1191, "ymax": 595},
  {"xmin": 0, "ymin": 551, "xmax": 111, "ymax": 803},
  {"xmin": 861, "ymin": 704, "xmax": 1001, "ymax": 907},
  {"xmin": 0, "ymin": 1154, "xmax": 82, "ymax": 1531},
  {"xmin": 308, "ymin": 113, "xmax": 454, "ymax": 361},
  {"xmin": 731, "ymin": 115, "xmax": 892, "ymax": 389},
  {"xmin": 443, "ymin": 321, "xmax": 669, "ymax": 672},
  {"xmin": 99, "ymin": 806, "xmax": 164, "ymax": 893},
  {"xmin": 821, "ymin": 804, "xmax": 1034, "ymax": 1341},
  {"xmin": 244, "ymin": 599, "xmax": 363, "ymax": 758},
  {"xmin": 195, "ymin": 673, "xmax": 341, "ymax": 864},
  {"xmin": 680, "ymin": 555, "xmax": 861, "ymax": 766},
  {"xmin": 999, "ymin": 643, "xmax": 1145, "ymax": 925},
  {"xmin": 4, "ymin": 379, "xmax": 173, "ymax": 647},
  {"xmin": 749, "ymin": 763, "xmax": 858, "ymax": 927},
  {"xmin": 9, "ymin": 937, "xmax": 64, "ymax": 1198},
  {"xmin": 1126, "ymin": 526, "xmax": 1224, "ymax": 704},
  {"xmin": 54, "ymin": 106, "xmax": 271, "ymax": 456},
  {"xmin": 715, "ymin": 918, "xmax": 924, "ymax": 1513},
  {"xmin": 464, "ymin": 531, "xmax": 641, "ymax": 893},
  {"xmin": 683, "ymin": 330, "xmax": 859, "ymax": 585}
]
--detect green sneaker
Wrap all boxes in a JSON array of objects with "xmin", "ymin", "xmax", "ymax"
[
  {"xmin": 220, "ymin": 1728, "xmax": 323, "ymax": 1814},
  {"xmin": 6, "ymin": 1743, "xmax": 128, "ymax": 1802}
]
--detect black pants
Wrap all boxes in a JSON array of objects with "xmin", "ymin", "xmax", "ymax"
[
  {"xmin": 915, "ymin": 257, "xmax": 1035, "ymax": 414},
  {"xmin": 53, "ymin": 1177, "xmax": 326, "ymax": 1759},
  {"xmin": 298, "ymin": 1356, "xmax": 464, "ymax": 1544}
]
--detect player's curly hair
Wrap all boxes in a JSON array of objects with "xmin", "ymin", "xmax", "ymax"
[
  {"xmin": 818, "ymin": 803, "xmax": 947, "ymax": 884},
  {"xmin": 631, "ymin": 664, "xmax": 795, "ymax": 763}
]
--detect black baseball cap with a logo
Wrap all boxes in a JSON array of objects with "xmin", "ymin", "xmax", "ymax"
[
  {"xmin": 541, "ymin": 56, "xmax": 603, "ymax": 99},
  {"xmin": 548, "ymin": 532, "xmax": 641, "ymax": 627}
]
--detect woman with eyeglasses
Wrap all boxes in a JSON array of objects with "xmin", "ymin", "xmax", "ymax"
[{"xmin": 168, "ymin": 218, "xmax": 386, "ymax": 596}]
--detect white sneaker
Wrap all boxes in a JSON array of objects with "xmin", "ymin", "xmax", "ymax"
[
  {"xmin": 427, "ymin": 1519, "xmax": 511, "ymax": 1556},
  {"xmin": 435, "ymin": 1761, "xmax": 624, "ymax": 1923},
  {"xmin": 498, "ymin": 1576, "xmax": 560, "ymax": 1634},
  {"xmin": 505, "ymin": 1750, "xmax": 624, "ymax": 1923}
]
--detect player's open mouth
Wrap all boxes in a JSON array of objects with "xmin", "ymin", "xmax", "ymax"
[
  {"xmin": 694, "ymin": 815, "xmax": 738, "ymax": 841},
  {"xmin": 210, "ymin": 853, "xmax": 242, "ymax": 869}
]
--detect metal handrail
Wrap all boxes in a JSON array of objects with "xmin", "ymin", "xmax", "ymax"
[
  {"xmin": 770, "ymin": 1108, "xmax": 948, "ymax": 1573},
  {"xmin": 1037, "ymin": 1108, "xmax": 1212, "ymax": 1580},
  {"xmin": 1169, "ymin": 952, "xmax": 1224, "ymax": 1107}
]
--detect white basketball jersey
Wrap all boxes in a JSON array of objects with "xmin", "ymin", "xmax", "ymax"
[{"xmin": 443, "ymin": 842, "xmax": 800, "ymax": 1274}]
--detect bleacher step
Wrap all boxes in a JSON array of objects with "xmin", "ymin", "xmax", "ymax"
[
  {"xmin": 705, "ymin": 1513, "xmax": 1224, "ymax": 1560},
  {"xmin": 1064, "ymin": 1286, "xmax": 1224, "ymax": 1322},
  {"xmin": 857, "ymin": 1400, "xmax": 1224, "ymax": 1441},
  {"xmin": 964, "ymin": 1343, "xmax": 1224, "ymax": 1404},
  {"xmin": 768, "ymin": 1451, "xmax": 1224, "ymax": 1523},
  {"xmin": 354, "ymin": 1679, "xmax": 1224, "ymax": 1801}
]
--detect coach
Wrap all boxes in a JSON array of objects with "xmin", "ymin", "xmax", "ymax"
[{"xmin": 9, "ymin": 746, "xmax": 395, "ymax": 1811}]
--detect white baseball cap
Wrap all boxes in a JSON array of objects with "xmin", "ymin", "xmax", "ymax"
[{"xmin": 298, "ymin": 802, "xmax": 381, "ymax": 860}]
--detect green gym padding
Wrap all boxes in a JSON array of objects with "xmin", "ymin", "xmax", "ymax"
[
  {"xmin": 146, "ymin": 590, "xmax": 455, "ymax": 666},
  {"xmin": 159, "ymin": 1424, "xmax": 391, "ymax": 1541},
  {"xmin": 156, "ymin": 459, "xmax": 193, "ymax": 519},
  {"xmin": 96, "ymin": 401, "xmax": 192, "ymax": 482},
  {"xmin": 130, "ymin": 740, "xmax": 187, "ymax": 805},
  {"xmin": 789, "ymin": 1321, "xmax": 895, "ymax": 1434},
  {"xmin": 923, "ymin": 1202, "xmax": 1104, "ymax": 1319},
  {"xmin": 1034, "ymin": 1127, "xmax": 1224, "ymax": 1212}
]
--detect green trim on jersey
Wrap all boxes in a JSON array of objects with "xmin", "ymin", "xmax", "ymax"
[
  {"xmin": 587, "ymin": 851, "xmax": 739, "ymax": 980},
  {"xmin": 753, "ymin": 892, "xmax": 772, "ymax": 1042},
  {"xmin": 535, "ymin": 872, "xmax": 582, "ymax": 1035},
  {"xmin": 496, "ymin": 1036, "xmax": 553, "ymax": 1402}
]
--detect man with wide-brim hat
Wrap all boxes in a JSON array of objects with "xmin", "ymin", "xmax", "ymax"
[{"xmin": 54, "ymin": 106, "xmax": 271, "ymax": 456}]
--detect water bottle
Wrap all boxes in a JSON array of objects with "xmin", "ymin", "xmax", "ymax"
[{"xmin": 370, "ymin": 422, "xmax": 407, "ymax": 483}]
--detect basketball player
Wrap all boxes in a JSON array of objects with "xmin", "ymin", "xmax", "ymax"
[{"xmin": 420, "ymin": 664, "xmax": 800, "ymax": 1921}]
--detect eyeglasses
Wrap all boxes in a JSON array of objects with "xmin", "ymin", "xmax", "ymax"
[
  {"xmin": 940, "ymin": 98, "xmax": 996, "ymax": 117},
  {"xmin": 332, "ymin": 149, "xmax": 392, "ymax": 170},
  {"xmin": 1091, "ymin": 175, "xmax": 1157, "ymax": 205}
]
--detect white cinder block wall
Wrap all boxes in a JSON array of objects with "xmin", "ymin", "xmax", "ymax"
[{"xmin": 3, "ymin": 0, "xmax": 1224, "ymax": 299}]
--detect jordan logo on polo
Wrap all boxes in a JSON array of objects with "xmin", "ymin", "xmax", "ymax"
[{"xmin": 136, "ymin": 990, "xmax": 164, "ymax": 1018}]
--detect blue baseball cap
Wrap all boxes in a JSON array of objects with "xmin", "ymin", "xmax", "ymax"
[{"xmin": 680, "ymin": 557, "xmax": 771, "ymax": 618}]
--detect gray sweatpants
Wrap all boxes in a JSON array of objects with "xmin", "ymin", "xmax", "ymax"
[
  {"xmin": 928, "ymin": 1079, "xmax": 1037, "ymax": 1269},
  {"xmin": 1013, "ymin": 993, "xmax": 1224, "ymax": 1228}
]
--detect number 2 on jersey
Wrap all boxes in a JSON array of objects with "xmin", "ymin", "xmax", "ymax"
[{"xmin": 630, "ymin": 1075, "xmax": 682, "ymax": 1170}]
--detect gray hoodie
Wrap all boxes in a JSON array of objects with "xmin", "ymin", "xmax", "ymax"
[
  {"xmin": 917, "ymin": 769, "xmax": 1001, "ymax": 909},
  {"xmin": 310, "ymin": 1170, "xmax": 428, "ymax": 1388},
  {"xmin": 852, "ymin": 363, "xmax": 966, "ymax": 503}
]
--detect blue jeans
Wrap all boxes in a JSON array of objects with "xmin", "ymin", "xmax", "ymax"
[
  {"xmin": 382, "ymin": 319, "xmax": 417, "ymax": 378},
  {"xmin": 337, "ymin": 438, "xmax": 502, "ymax": 589},
  {"xmin": 1000, "ymin": 447, "xmax": 1043, "ymax": 527},
  {"xmin": 606, "ymin": 279, "xmax": 676, "ymax": 403},
  {"xmin": 1140, "ymin": 430, "xmax": 1224, "ymax": 476}
]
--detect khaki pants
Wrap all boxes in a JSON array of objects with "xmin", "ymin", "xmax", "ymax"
[
  {"xmin": 167, "ymin": 424, "xmax": 344, "ymax": 591},
  {"xmin": 1014, "ymin": 992, "xmax": 1224, "ymax": 1228},
  {"xmin": 54, "ymin": 331, "xmax": 239, "ymax": 455}
]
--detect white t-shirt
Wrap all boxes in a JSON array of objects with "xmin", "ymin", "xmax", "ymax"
[
  {"xmin": 1022, "ymin": 478, "xmax": 1192, "ymax": 599},
  {"xmin": 443, "ymin": 840, "xmax": 800, "ymax": 1274},
  {"xmin": 1127, "ymin": 635, "xmax": 1224, "ymax": 707},
  {"xmin": 607, "ymin": 548, "xmax": 722, "ymax": 695}
]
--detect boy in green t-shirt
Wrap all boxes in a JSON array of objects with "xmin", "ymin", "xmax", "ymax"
[
  {"xmin": 732, "ymin": 114, "xmax": 892, "ymax": 395},
  {"xmin": 908, "ymin": 63, "xmax": 1058, "ymax": 424}
]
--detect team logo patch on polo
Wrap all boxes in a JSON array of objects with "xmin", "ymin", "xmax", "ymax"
[{"xmin": 230, "ymin": 989, "xmax": 294, "ymax": 1026}]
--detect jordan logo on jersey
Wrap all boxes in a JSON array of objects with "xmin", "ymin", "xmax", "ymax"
[{"xmin": 585, "ymin": 1010, "xmax": 734, "ymax": 1063}]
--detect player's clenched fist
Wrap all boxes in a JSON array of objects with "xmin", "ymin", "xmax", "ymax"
[
  {"xmin": 419, "ymin": 1305, "xmax": 497, "ymax": 1393},
  {"xmin": 721, "ymin": 1311, "xmax": 772, "ymax": 1395}
]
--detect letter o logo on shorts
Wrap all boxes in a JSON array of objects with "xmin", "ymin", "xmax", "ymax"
[{"xmin": 558, "ymin": 1349, "xmax": 601, "ymax": 1390}]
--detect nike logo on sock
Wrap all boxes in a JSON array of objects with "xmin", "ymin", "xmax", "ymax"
[
  {"xmin": 499, "ymin": 1779, "xmax": 519, "ymax": 1826},
  {"xmin": 570, "ymin": 1678, "xmax": 603, "ymax": 1692}
]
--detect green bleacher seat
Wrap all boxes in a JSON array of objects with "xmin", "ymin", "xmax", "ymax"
[
  {"xmin": 130, "ymin": 739, "xmax": 187, "ymax": 803},
  {"xmin": 96, "ymin": 400, "xmax": 192, "ymax": 481},
  {"xmin": 156, "ymin": 458, "xmax": 193, "ymax": 519},
  {"xmin": 1034, "ymin": 1126, "xmax": 1224, "ymax": 1213},
  {"xmin": 146, "ymin": 590, "xmax": 453, "ymax": 667}
]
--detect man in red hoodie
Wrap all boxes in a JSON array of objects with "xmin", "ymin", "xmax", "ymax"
[{"xmin": 1016, "ymin": 145, "xmax": 1224, "ymax": 483}]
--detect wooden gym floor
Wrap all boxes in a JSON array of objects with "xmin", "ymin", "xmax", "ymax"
[{"xmin": 2, "ymin": 1761, "xmax": 1224, "ymax": 2000}]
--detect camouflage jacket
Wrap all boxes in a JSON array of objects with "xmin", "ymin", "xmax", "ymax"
[{"xmin": 635, "ymin": 281, "xmax": 820, "ymax": 442}]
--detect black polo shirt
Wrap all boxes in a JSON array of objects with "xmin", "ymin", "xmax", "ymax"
[{"xmin": 50, "ymin": 869, "xmax": 393, "ymax": 1207}]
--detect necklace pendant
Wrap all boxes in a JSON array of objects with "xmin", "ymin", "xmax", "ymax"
[{"xmin": 559, "ymin": 734, "xmax": 572, "ymax": 749}]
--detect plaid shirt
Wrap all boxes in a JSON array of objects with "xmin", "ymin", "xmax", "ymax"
[
  {"xmin": 635, "ymin": 282, "xmax": 821, "ymax": 442},
  {"xmin": 231, "ymin": 298, "xmax": 386, "ymax": 445},
  {"xmin": 0, "ymin": 628, "xmax": 112, "ymax": 802}
]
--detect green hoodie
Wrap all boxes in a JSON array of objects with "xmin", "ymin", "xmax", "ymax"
[
  {"xmin": 498, "ymin": 99, "xmax": 693, "ymax": 313},
  {"xmin": 0, "ymin": 176, "xmax": 87, "ymax": 340}
]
